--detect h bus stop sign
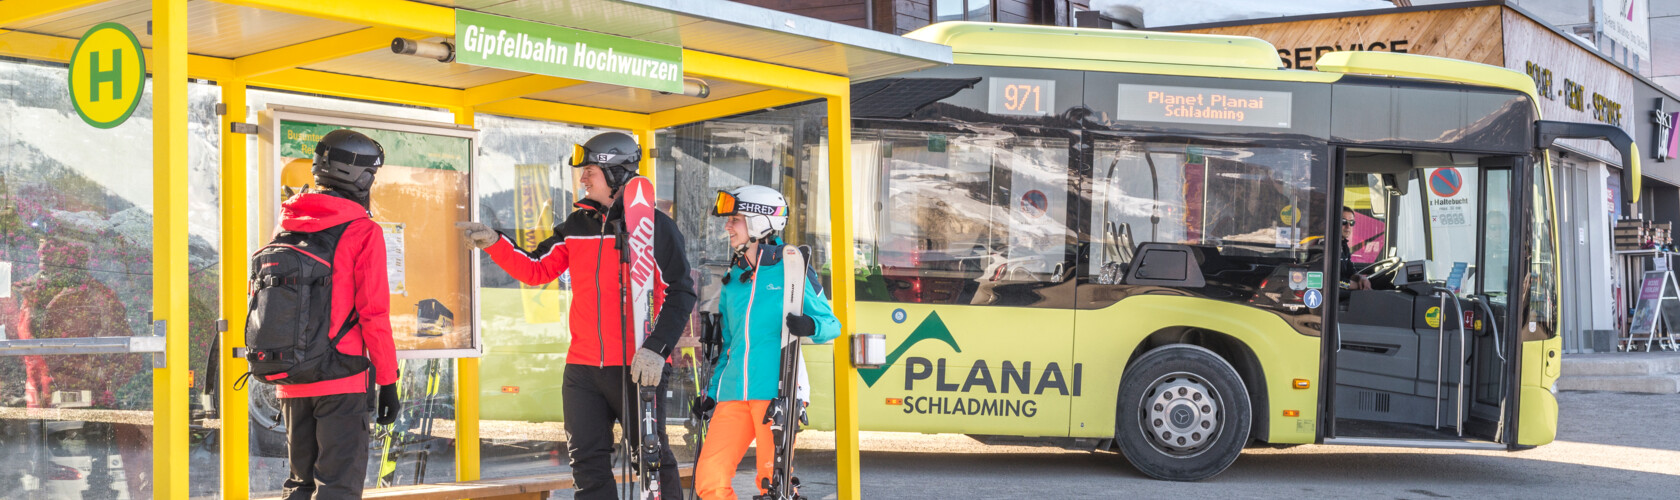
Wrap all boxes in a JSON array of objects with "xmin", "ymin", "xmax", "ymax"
[{"xmin": 68, "ymin": 22, "xmax": 147, "ymax": 129}]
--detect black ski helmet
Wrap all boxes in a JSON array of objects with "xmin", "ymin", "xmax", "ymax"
[
  {"xmin": 312, "ymin": 129, "xmax": 384, "ymax": 200},
  {"xmin": 568, "ymin": 131, "xmax": 641, "ymax": 192}
]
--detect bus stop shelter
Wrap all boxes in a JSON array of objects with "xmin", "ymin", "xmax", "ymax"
[{"xmin": 0, "ymin": 1, "xmax": 949, "ymax": 497}]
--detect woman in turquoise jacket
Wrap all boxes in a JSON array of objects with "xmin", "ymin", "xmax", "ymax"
[{"xmin": 695, "ymin": 185, "xmax": 840, "ymax": 500}]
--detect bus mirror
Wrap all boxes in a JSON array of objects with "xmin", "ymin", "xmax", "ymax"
[{"xmin": 1535, "ymin": 120, "xmax": 1639, "ymax": 208}]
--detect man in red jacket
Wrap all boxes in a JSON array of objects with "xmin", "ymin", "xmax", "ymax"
[
  {"xmin": 458, "ymin": 132, "xmax": 695, "ymax": 499},
  {"xmin": 277, "ymin": 129, "xmax": 401, "ymax": 499}
]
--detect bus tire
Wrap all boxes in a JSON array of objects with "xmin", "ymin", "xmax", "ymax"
[{"xmin": 1114, "ymin": 344, "xmax": 1251, "ymax": 481}]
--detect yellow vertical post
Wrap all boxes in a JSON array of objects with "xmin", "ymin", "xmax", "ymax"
[
  {"xmin": 152, "ymin": 0, "xmax": 190, "ymax": 498},
  {"xmin": 453, "ymin": 106, "xmax": 482, "ymax": 482},
  {"xmin": 219, "ymin": 79, "xmax": 251, "ymax": 500},
  {"xmin": 635, "ymin": 128, "xmax": 656, "ymax": 181},
  {"xmin": 824, "ymin": 95, "xmax": 860, "ymax": 499}
]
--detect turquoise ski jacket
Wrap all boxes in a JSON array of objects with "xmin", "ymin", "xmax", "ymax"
[{"xmin": 708, "ymin": 244, "xmax": 841, "ymax": 402}]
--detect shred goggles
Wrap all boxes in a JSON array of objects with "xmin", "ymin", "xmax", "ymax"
[{"xmin": 712, "ymin": 190, "xmax": 785, "ymax": 217}]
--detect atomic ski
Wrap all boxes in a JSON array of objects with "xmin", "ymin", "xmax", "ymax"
[
  {"xmin": 760, "ymin": 245, "xmax": 807, "ymax": 500},
  {"xmin": 622, "ymin": 176, "xmax": 663, "ymax": 500}
]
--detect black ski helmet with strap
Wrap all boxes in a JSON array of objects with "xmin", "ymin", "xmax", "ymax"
[
  {"xmin": 311, "ymin": 129, "xmax": 384, "ymax": 201},
  {"xmin": 569, "ymin": 131, "xmax": 642, "ymax": 193}
]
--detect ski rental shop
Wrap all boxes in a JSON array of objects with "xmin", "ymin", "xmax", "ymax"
[{"xmin": 0, "ymin": 1, "xmax": 950, "ymax": 498}]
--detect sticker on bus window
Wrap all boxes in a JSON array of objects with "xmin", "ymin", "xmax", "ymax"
[
  {"xmin": 1306, "ymin": 272, "xmax": 1324, "ymax": 290},
  {"xmin": 1303, "ymin": 289, "xmax": 1323, "ymax": 309}
]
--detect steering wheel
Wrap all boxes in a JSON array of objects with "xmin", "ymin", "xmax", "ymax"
[{"xmin": 1355, "ymin": 255, "xmax": 1402, "ymax": 278}]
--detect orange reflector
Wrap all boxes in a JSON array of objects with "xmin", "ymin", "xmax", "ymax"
[
  {"xmin": 1283, "ymin": 410, "xmax": 1300, "ymax": 417},
  {"xmin": 502, "ymin": 386, "xmax": 520, "ymax": 394},
  {"xmin": 1293, "ymin": 378, "xmax": 1311, "ymax": 389},
  {"xmin": 885, "ymin": 398, "xmax": 904, "ymax": 406}
]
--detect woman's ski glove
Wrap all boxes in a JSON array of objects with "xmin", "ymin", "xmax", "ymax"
[
  {"xmin": 454, "ymin": 221, "xmax": 499, "ymax": 249},
  {"xmin": 691, "ymin": 395, "xmax": 717, "ymax": 421},
  {"xmin": 631, "ymin": 348, "xmax": 666, "ymax": 386},
  {"xmin": 786, "ymin": 314, "xmax": 817, "ymax": 338},
  {"xmin": 376, "ymin": 384, "xmax": 402, "ymax": 425}
]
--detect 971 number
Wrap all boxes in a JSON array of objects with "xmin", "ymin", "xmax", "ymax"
[{"xmin": 1003, "ymin": 84, "xmax": 1042, "ymax": 113}]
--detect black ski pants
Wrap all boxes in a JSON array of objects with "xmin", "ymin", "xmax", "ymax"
[
  {"xmin": 564, "ymin": 364, "xmax": 682, "ymax": 499},
  {"xmin": 281, "ymin": 392, "xmax": 371, "ymax": 500}
]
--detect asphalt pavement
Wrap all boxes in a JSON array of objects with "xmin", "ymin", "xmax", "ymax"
[{"xmin": 745, "ymin": 390, "xmax": 1680, "ymax": 499}]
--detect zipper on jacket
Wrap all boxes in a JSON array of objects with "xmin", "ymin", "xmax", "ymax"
[
  {"xmin": 741, "ymin": 250, "xmax": 763, "ymax": 400},
  {"xmin": 594, "ymin": 216, "xmax": 607, "ymax": 368}
]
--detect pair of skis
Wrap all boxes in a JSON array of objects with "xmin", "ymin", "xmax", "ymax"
[
  {"xmin": 759, "ymin": 245, "xmax": 808, "ymax": 500},
  {"xmin": 621, "ymin": 176, "xmax": 664, "ymax": 500}
]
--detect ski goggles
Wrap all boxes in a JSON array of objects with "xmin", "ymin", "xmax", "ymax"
[
  {"xmin": 566, "ymin": 143, "xmax": 637, "ymax": 168},
  {"xmin": 712, "ymin": 190, "xmax": 785, "ymax": 218}
]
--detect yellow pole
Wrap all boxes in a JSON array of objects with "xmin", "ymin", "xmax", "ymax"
[
  {"xmin": 634, "ymin": 128, "xmax": 656, "ymax": 181},
  {"xmin": 152, "ymin": 0, "xmax": 190, "ymax": 497},
  {"xmin": 453, "ymin": 106, "xmax": 482, "ymax": 482},
  {"xmin": 824, "ymin": 95, "xmax": 860, "ymax": 499},
  {"xmin": 219, "ymin": 79, "xmax": 251, "ymax": 500}
]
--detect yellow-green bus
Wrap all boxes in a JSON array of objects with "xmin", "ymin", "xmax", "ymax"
[{"xmin": 803, "ymin": 22, "xmax": 1641, "ymax": 481}]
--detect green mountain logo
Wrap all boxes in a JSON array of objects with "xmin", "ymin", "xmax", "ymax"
[{"xmin": 858, "ymin": 311, "xmax": 962, "ymax": 387}]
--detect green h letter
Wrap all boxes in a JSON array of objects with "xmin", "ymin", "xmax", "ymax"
[{"xmin": 89, "ymin": 49, "xmax": 122, "ymax": 102}]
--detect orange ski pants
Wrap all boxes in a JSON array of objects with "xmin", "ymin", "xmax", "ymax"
[{"xmin": 695, "ymin": 400, "xmax": 775, "ymax": 500}]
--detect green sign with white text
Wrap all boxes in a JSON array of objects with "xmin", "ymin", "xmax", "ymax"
[{"xmin": 454, "ymin": 9, "xmax": 683, "ymax": 93}]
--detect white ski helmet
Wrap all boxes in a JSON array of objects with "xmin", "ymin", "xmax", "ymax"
[{"xmin": 712, "ymin": 185, "xmax": 787, "ymax": 240}]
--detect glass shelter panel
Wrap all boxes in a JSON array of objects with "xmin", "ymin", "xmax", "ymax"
[
  {"xmin": 656, "ymin": 102, "xmax": 841, "ymax": 497},
  {"xmin": 243, "ymin": 92, "xmax": 465, "ymax": 496},
  {"xmin": 0, "ymin": 58, "xmax": 220, "ymax": 500}
]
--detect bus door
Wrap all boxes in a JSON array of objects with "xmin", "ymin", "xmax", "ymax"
[
  {"xmin": 850, "ymin": 125, "xmax": 1081, "ymax": 438},
  {"xmin": 1325, "ymin": 148, "xmax": 1519, "ymax": 448}
]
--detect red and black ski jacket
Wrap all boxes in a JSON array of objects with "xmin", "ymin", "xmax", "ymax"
[
  {"xmin": 484, "ymin": 197, "xmax": 696, "ymax": 366},
  {"xmin": 273, "ymin": 192, "xmax": 399, "ymax": 399}
]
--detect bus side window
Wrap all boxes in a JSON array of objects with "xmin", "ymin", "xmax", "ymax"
[
  {"xmin": 1089, "ymin": 139, "xmax": 1322, "ymax": 280},
  {"xmin": 853, "ymin": 129, "xmax": 1075, "ymax": 304}
]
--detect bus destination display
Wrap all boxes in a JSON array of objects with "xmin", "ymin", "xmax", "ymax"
[
  {"xmin": 989, "ymin": 77, "xmax": 1055, "ymax": 116},
  {"xmin": 1116, "ymin": 84, "xmax": 1292, "ymax": 128}
]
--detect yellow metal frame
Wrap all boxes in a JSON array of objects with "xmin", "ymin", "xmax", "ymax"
[{"xmin": 2, "ymin": 1, "xmax": 865, "ymax": 498}]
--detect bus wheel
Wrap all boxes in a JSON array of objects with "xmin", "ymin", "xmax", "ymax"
[{"xmin": 1115, "ymin": 344, "xmax": 1251, "ymax": 481}]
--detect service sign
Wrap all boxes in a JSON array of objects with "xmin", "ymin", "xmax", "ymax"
[
  {"xmin": 68, "ymin": 23, "xmax": 146, "ymax": 129},
  {"xmin": 454, "ymin": 9, "xmax": 683, "ymax": 93},
  {"xmin": 1117, "ymin": 84, "xmax": 1292, "ymax": 129}
]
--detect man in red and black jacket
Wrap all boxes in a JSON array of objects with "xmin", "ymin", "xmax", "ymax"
[
  {"xmin": 277, "ymin": 129, "xmax": 401, "ymax": 499},
  {"xmin": 458, "ymin": 132, "xmax": 695, "ymax": 499}
]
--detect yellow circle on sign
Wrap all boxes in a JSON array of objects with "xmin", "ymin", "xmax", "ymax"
[
  {"xmin": 1424, "ymin": 306, "xmax": 1441, "ymax": 328},
  {"xmin": 68, "ymin": 23, "xmax": 147, "ymax": 129},
  {"xmin": 1280, "ymin": 205, "xmax": 1297, "ymax": 225}
]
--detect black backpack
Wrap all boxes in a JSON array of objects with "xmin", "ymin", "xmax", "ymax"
[{"xmin": 238, "ymin": 221, "xmax": 372, "ymax": 387}]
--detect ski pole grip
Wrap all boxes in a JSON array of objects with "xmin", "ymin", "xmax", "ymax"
[{"xmin": 852, "ymin": 333, "xmax": 886, "ymax": 369}]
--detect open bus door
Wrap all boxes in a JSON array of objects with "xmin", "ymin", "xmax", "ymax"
[
  {"xmin": 1321, "ymin": 147, "xmax": 1526, "ymax": 450},
  {"xmin": 1323, "ymin": 121, "xmax": 1641, "ymax": 450}
]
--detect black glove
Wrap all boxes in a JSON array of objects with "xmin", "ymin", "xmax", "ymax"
[
  {"xmin": 376, "ymin": 384, "xmax": 401, "ymax": 425},
  {"xmin": 691, "ymin": 395, "xmax": 717, "ymax": 422},
  {"xmin": 786, "ymin": 314, "xmax": 816, "ymax": 338}
]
